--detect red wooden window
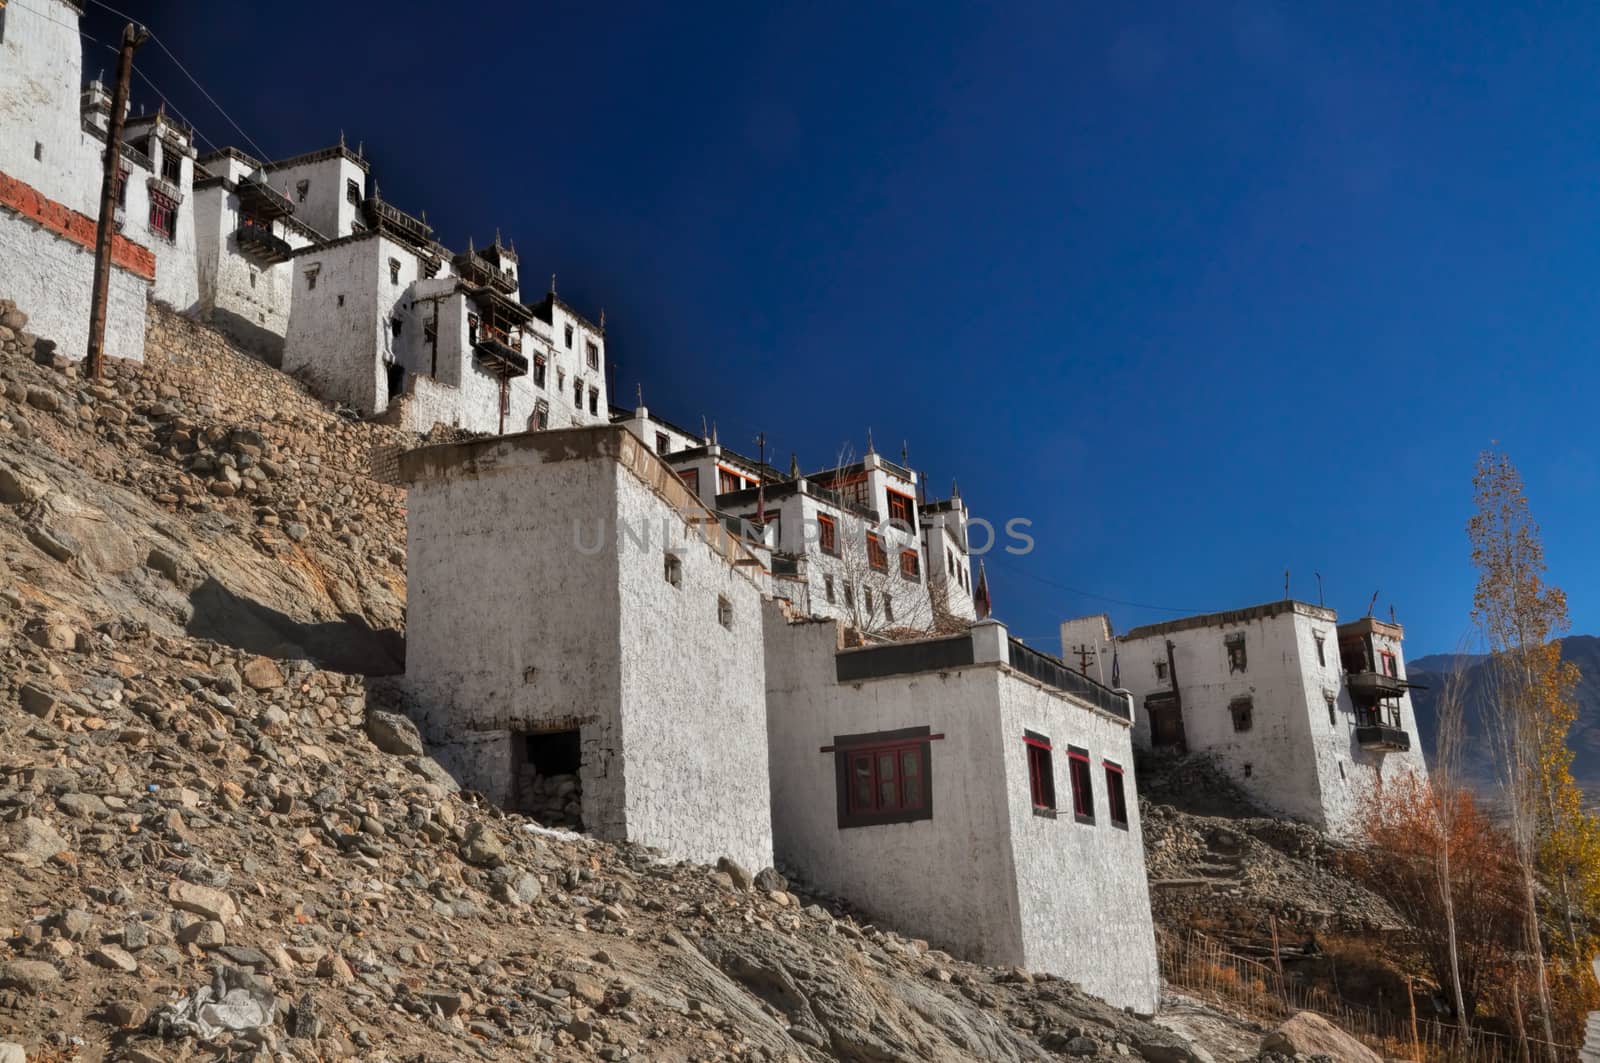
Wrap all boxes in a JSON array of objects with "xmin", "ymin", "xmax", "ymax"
[
  {"xmin": 718, "ymin": 466, "xmax": 744, "ymax": 494},
  {"xmin": 149, "ymin": 191, "xmax": 177, "ymax": 239},
  {"xmin": 866, "ymin": 533, "xmax": 887, "ymax": 571},
  {"xmin": 678, "ymin": 467, "xmax": 699, "ymax": 495},
  {"xmin": 899, "ymin": 550, "xmax": 920, "ymax": 581},
  {"xmin": 1104, "ymin": 760, "xmax": 1129, "ymax": 829},
  {"xmin": 830, "ymin": 726, "xmax": 937, "ymax": 828},
  {"xmin": 1025, "ymin": 731, "xmax": 1056, "ymax": 813},
  {"xmin": 886, "ymin": 489, "xmax": 914, "ymax": 525},
  {"xmin": 817, "ymin": 514, "xmax": 838, "ymax": 556},
  {"xmin": 1067, "ymin": 745, "xmax": 1095, "ymax": 823},
  {"xmin": 1379, "ymin": 650, "xmax": 1398, "ymax": 677}
]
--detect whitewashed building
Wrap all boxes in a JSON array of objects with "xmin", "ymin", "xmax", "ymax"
[
  {"xmin": 765, "ymin": 611, "xmax": 1160, "ymax": 1013},
  {"xmin": 400, "ymin": 424, "xmax": 773, "ymax": 872},
  {"xmin": 0, "ymin": 0, "xmax": 154, "ymax": 363},
  {"xmin": 1059, "ymin": 601, "xmax": 1429, "ymax": 833}
]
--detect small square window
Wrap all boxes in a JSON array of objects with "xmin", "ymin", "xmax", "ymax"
[
  {"xmin": 1230, "ymin": 695, "xmax": 1254, "ymax": 732},
  {"xmin": 717, "ymin": 595, "xmax": 733, "ymax": 629},
  {"xmin": 1154, "ymin": 658, "xmax": 1169, "ymax": 681},
  {"xmin": 346, "ymin": 178, "xmax": 361, "ymax": 206},
  {"xmin": 817, "ymin": 514, "xmax": 838, "ymax": 556},
  {"xmin": 664, "ymin": 552, "xmax": 683, "ymax": 588},
  {"xmin": 1225, "ymin": 632, "xmax": 1247, "ymax": 673},
  {"xmin": 295, "ymin": 179, "xmax": 309, "ymax": 203},
  {"xmin": 655, "ymin": 431, "xmax": 669, "ymax": 454},
  {"xmin": 833, "ymin": 727, "xmax": 933, "ymax": 828},
  {"xmin": 1104, "ymin": 761, "xmax": 1129, "ymax": 829},
  {"xmin": 1067, "ymin": 746, "xmax": 1094, "ymax": 824},
  {"xmin": 1025, "ymin": 731, "xmax": 1056, "ymax": 814}
]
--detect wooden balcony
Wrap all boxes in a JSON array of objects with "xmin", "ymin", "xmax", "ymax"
[
  {"xmin": 473, "ymin": 336, "xmax": 527, "ymax": 377},
  {"xmin": 234, "ymin": 223, "xmax": 293, "ymax": 264},
  {"xmin": 1356, "ymin": 724, "xmax": 1411, "ymax": 752},
  {"xmin": 1346, "ymin": 670, "xmax": 1407, "ymax": 702}
]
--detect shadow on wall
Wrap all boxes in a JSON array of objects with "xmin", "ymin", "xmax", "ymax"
[
  {"xmin": 203, "ymin": 307, "xmax": 287, "ymax": 367},
  {"xmin": 185, "ymin": 576, "xmax": 404, "ymax": 676}
]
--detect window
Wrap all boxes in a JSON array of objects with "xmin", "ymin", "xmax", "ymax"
[
  {"xmin": 148, "ymin": 191, "xmax": 177, "ymax": 240},
  {"xmin": 574, "ymin": 378, "xmax": 584, "ymax": 406},
  {"xmin": 717, "ymin": 595, "xmax": 733, "ymax": 629},
  {"xmin": 113, "ymin": 167, "xmax": 129, "ymax": 208},
  {"xmin": 679, "ymin": 467, "xmax": 699, "ymax": 495},
  {"xmin": 336, "ymin": 294, "xmax": 345, "ymax": 307},
  {"xmin": 557, "ymin": 367, "xmax": 565, "ymax": 390},
  {"xmin": 1325, "ymin": 691, "xmax": 1337, "ymax": 726},
  {"xmin": 1225, "ymin": 632, "xmax": 1247, "ymax": 673},
  {"xmin": 588, "ymin": 388, "xmax": 598, "ymax": 416},
  {"xmin": 823, "ymin": 574, "xmax": 835, "ymax": 604},
  {"xmin": 864, "ymin": 587, "xmax": 874, "ymax": 615},
  {"xmin": 305, "ymin": 266, "xmax": 319, "ymax": 290},
  {"xmin": 655, "ymin": 431, "xmax": 669, "ymax": 454},
  {"xmin": 664, "ymin": 552, "xmax": 683, "ymax": 588},
  {"xmin": 1025, "ymin": 731, "xmax": 1056, "ymax": 814},
  {"xmin": 946, "ymin": 547, "xmax": 954, "ymax": 573},
  {"xmin": 843, "ymin": 582, "xmax": 855, "ymax": 610},
  {"xmin": 248, "ymin": 270, "xmax": 256, "ymax": 289},
  {"xmin": 718, "ymin": 467, "xmax": 743, "ymax": 494},
  {"xmin": 532, "ymin": 399, "xmax": 550, "ymax": 430},
  {"xmin": 295, "ymin": 179, "xmax": 309, "ymax": 203},
  {"xmin": 884, "ymin": 595, "xmax": 894, "ymax": 623},
  {"xmin": 1229, "ymin": 695, "xmax": 1254, "ymax": 732},
  {"xmin": 832, "ymin": 727, "xmax": 933, "ymax": 828},
  {"xmin": 0, "ymin": 6, "xmax": 6, "ymax": 43},
  {"xmin": 33, "ymin": 141, "xmax": 42, "ymax": 162},
  {"xmin": 886, "ymin": 490, "xmax": 914, "ymax": 525},
  {"xmin": 1154, "ymin": 658, "xmax": 1169, "ymax": 681},
  {"xmin": 586, "ymin": 339, "xmax": 599, "ymax": 369},
  {"xmin": 866, "ymin": 533, "xmax": 887, "ymax": 571},
  {"xmin": 1104, "ymin": 761, "xmax": 1128, "ymax": 829},
  {"xmin": 817, "ymin": 514, "xmax": 838, "ymax": 556},
  {"xmin": 160, "ymin": 147, "xmax": 181, "ymax": 184},
  {"xmin": 467, "ymin": 313, "xmax": 480, "ymax": 345},
  {"xmin": 532, "ymin": 355, "xmax": 546, "ymax": 388},
  {"xmin": 1314, "ymin": 633, "xmax": 1327, "ymax": 668},
  {"xmin": 346, "ymin": 178, "xmax": 361, "ymax": 206},
  {"xmin": 391, "ymin": 317, "xmax": 403, "ymax": 341},
  {"xmin": 564, "ymin": 324, "xmax": 574, "ymax": 348},
  {"xmin": 389, "ymin": 258, "xmax": 401, "ymax": 285},
  {"xmin": 1067, "ymin": 746, "xmax": 1094, "ymax": 823},
  {"xmin": 899, "ymin": 550, "xmax": 919, "ymax": 581},
  {"xmin": 1379, "ymin": 650, "xmax": 1398, "ymax": 677}
]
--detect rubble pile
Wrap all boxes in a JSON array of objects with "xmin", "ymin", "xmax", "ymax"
[{"xmin": 0, "ymin": 306, "xmax": 1256, "ymax": 1061}]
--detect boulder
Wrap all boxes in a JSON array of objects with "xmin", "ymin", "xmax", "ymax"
[
  {"xmin": 4, "ymin": 816, "xmax": 69, "ymax": 867},
  {"xmin": 1259, "ymin": 1012, "xmax": 1381, "ymax": 1063},
  {"xmin": 240, "ymin": 656, "xmax": 284, "ymax": 691},
  {"xmin": 365, "ymin": 710, "xmax": 423, "ymax": 756}
]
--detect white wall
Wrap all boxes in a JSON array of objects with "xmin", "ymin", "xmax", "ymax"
[
  {"xmin": 267, "ymin": 151, "xmax": 366, "ymax": 239},
  {"xmin": 0, "ymin": 209, "xmax": 146, "ymax": 363},
  {"xmin": 192, "ymin": 181, "xmax": 310, "ymax": 362},
  {"xmin": 995, "ymin": 674, "xmax": 1160, "ymax": 1012},
  {"xmin": 139, "ymin": 129, "xmax": 199, "ymax": 312},
  {"xmin": 402, "ymin": 428, "xmax": 773, "ymax": 870},
  {"xmin": 282, "ymin": 234, "xmax": 386, "ymax": 412},
  {"xmin": 0, "ymin": 0, "xmax": 97, "ymax": 215}
]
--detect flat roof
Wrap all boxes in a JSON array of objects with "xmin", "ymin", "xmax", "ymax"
[{"xmin": 1121, "ymin": 599, "xmax": 1337, "ymax": 641}]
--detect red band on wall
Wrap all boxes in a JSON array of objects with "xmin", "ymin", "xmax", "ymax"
[{"xmin": 0, "ymin": 171, "xmax": 157, "ymax": 281}]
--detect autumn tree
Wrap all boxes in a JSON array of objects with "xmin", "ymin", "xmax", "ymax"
[
  {"xmin": 1345, "ymin": 771, "xmax": 1522, "ymax": 1023},
  {"xmin": 1466, "ymin": 448, "xmax": 1590, "ymax": 1056}
]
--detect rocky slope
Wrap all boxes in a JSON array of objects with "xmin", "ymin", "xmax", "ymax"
[{"xmin": 0, "ymin": 305, "xmax": 1262, "ymax": 1062}]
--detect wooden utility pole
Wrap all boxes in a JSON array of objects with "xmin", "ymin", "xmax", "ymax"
[
  {"xmin": 1071, "ymin": 643, "xmax": 1094, "ymax": 675},
  {"xmin": 87, "ymin": 23, "xmax": 148, "ymax": 380}
]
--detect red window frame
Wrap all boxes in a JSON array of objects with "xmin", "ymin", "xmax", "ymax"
[
  {"xmin": 718, "ymin": 466, "xmax": 744, "ymax": 494},
  {"xmin": 828, "ymin": 726, "xmax": 938, "ymax": 828},
  {"xmin": 1024, "ymin": 731, "xmax": 1056, "ymax": 814},
  {"xmin": 678, "ymin": 467, "xmax": 699, "ymax": 495},
  {"xmin": 1379, "ymin": 650, "xmax": 1398, "ymax": 677},
  {"xmin": 149, "ymin": 191, "xmax": 177, "ymax": 239},
  {"xmin": 886, "ymin": 489, "xmax": 914, "ymax": 525},
  {"xmin": 817, "ymin": 513, "xmax": 838, "ymax": 556},
  {"xmin": 1067, "ymin": 745, "xmax": 1095, "ymax": 823},
  {"xmin": 1104, "ymin": 760, "xmax": 1129, "ymax": 829},
  {"xmin": 899, "ymin": 549, "xmax": 920, "ymax": 581},
  {"xmin": 866, "ymin": 533, "xmax": 887, "ymax": 571}
]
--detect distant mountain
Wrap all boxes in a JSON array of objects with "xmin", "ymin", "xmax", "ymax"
[{"xmin": 1408, "ymin": 636, "xmax": 1600, "ymax": 796}]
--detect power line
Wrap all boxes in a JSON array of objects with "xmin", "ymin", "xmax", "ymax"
[{"xmin": 82, "ymin": 0, "xmax": 274, "ymax": 163}]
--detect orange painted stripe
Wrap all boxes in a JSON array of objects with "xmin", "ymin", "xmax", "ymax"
[{"xmin": 0, "ymin": 170, "xmax": 157, "ymax": 281}]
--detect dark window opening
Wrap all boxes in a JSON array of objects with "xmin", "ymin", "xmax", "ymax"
[
  {"xmin": 1105, "ymin": 761, "xmax": 1129, "ymax": 828},
  {"xmin": 517, "ymin": 728, "xmax": 584, "ymax": 828},
  {"xmin": 1068, "ymin": 746, "xmax": 1094, "ymax": 823},
  {"xmin": 655, "ymin": 431, "xmax": 669, "ymax": 454},
  {"xmin": 33, "ymin": 141, "xmax": 42, "ymax": 162},
  {"xmin": 864, "ymin": 586, "xmax": 874, "ymax": 616},
  {"xmin": 824, "ymin": 574, "xmax": 836, "ymax": 604},
  {"xmin": 1225, "ymin": 632, "xmax": 1247, "ymax": 673},
  {"xmin": 160, "ymin": 147, "xmax": 181, "ymax": 184},
  {"xmin": 588, "ymin": 387, "xmax": 599, "ymax": 416},
  {"xmin": 1243, "ymin": 762, "xmax": 1253, "ymax": 778},
  {"xmin": 834, "ymin": 726, "xmax": 933, "ymax": 828},
  {"xmin": 113, "ymin": 167, "xmax": 129, "ymax": 208},
  {"xmin": 385, "ymin": 362, "xmax": 404, "ymax": 400},
  {"xmin": 389, "ymin": 257, "xmax": 401, "ymax": 285},
  {"xmin": 717, "ymin": 595, "xmax": 733, "ymax": 629},
  {"xmin": 586, "ymin": 339, "xmax": 599, "ymax": 369},
  {"xmin": 886, "ymin": 490, "xmax": 914, "ymax": 525},
  {"xmin": 564, "ymin": 324, "xmax": 574, "ymax": 348},
  {"xmin": 336, "ymin": 294, "xmax": 345, "ymax": 307},
  {"xmin": 678, "ymin": 467, "xmax": 699, "ymax": 495},
  {"xmin": 1154, "ymin": 658, "xmax": 1168, "ymax": 681},
  {"xmin": 532, "ymin": 399, "xmax": 550, "ymax": 430},
  {"xmin": 295, "ymin": 179, "xmax": 309, "ymax": 203},
  {"xmin": 900, "ymin": 550, "xmax": 919, "ymax": 581},
  {"xmin": 391, "ymin": 316, "xmax": 403, "ymax": 341},
  {"xmin": 884, "ymin": 595, "xmax": 894, "ymax": 623},
  {"xmin": 346, "ymin": 178, "xmax": 361, "ymax": 206},
  {"xmin": 664, "ymin": 552, "xmax": 682, "ymax": 587},
  {"xmin": 305, "ymin": 268, "xmax": 319, "ymax": 290},
  {"xmin": 1025, "ymin": 731, "xmax": 1056, "ymax": 814},
  {"xmin": 1314, "ymin": 633, "xmax": 1327, "ymax": 668},
  {"xmin": 532, "ymin": 355, "xmax": 546, "ymax": 389},
  {"xmin": 148, "ymin": 192, "xmax": 177, "ymax": 240},
  {"xmin": 818, "ymin": 514, "xmax": 838, "ymax": 556},
  {"xmin": 843, "ymin": 582, "xmax": 855, "ymax": 610},
  {"xmin": 575, "ymin": 378, "xmax": 584, "ymax": 407},
  {"xmin": 1230, "ymin": 695, "xmax": 1254, "ymax": 733},
  {"xmin": 1326, "ymin": 692, "xmax": 1337, "ymax": 726}
]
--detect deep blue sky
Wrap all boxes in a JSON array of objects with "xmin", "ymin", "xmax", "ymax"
[{"xmin": 82, "ymin": 1, "xmax": 1600, "ymax": 656}]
